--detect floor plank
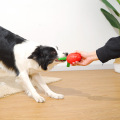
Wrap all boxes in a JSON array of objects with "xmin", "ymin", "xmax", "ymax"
[{"xmin": 0, "ymin": 70, "xmax": 120, "ymax": 120}]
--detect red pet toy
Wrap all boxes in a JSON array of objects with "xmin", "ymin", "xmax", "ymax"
[{"xmin": 58, "ymin": 53, "xmax": 81, "ymax": 67}]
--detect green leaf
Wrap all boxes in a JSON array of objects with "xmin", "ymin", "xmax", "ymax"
[
  {"xmin": 102, "ymin": 0, "xmax": 120, "ymax": 17},
  {"xmin": 116, "ymin": 0, "xmax": 120, "ymax": 4},
  {"xmin": 101, "ymin": 8, "xmax": 120, "ymax": 29}
]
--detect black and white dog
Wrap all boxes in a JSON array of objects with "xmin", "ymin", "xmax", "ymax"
[{"xmin": 0, "ymin": 26, "xmax": 68, "ymax": 102}]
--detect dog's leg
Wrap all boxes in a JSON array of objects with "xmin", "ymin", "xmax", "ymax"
[
  {"xmin": 19, "ymin": 71, "xmax": 45, "ymax": 103},
  {"xmin": 31, "ymin": 73, "xmax": 64, "ymax": 99}
]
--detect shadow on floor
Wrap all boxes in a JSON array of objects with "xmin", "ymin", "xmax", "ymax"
[{"xmin": 48, "ymin": 85, "xmax": 120, "ymax": 101}]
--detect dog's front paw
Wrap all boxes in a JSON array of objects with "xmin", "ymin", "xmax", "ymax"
[
  {"xmin": 47, "ymin": 91, "xmax": 64, "ymax": 99},
  {"xmin": 32, "ymin": 93, "xmax": 45, "ymax": 103}
]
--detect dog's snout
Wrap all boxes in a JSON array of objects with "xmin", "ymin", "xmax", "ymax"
[{"xmin": 63, "ymin": 52, "xmax": 68, "ymax": 56}]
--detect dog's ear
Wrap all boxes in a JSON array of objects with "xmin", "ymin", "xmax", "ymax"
[
  {"xmin": 28, "ymin": 45, "xmax": 43, "ymax": 60},
  {"xmin": 28, "ymin": 54, "xmax": 37, "ymax": 60}
]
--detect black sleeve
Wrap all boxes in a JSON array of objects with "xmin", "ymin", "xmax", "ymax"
[{"xmin": 96, "ymin": 36, "xmax": 120, "ymax": 63}]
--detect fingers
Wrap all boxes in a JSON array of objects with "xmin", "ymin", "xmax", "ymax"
[
  {"xmin": 71, "ymin": 61, "xmax": 86, "ymax": 66},
  {"xmin": 71, "ymin": 58, "xmax": 92, "ymax": 66},
  {"xmin": 70, "ymin": 51, "xmax": 94, "ymax": 66},
  {"xmin": 71, "ymin": 61, "xmax": 77, "ymax": 66}
]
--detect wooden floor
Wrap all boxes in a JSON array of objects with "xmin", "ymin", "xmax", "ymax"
[{"xmin": 0, "ymin": 70, "xmax": 120, "ymax": 120}]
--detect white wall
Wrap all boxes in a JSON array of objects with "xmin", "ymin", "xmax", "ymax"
[{"xmin": 0, "ymin": 0, "xmax": 119, "ymax": 71}]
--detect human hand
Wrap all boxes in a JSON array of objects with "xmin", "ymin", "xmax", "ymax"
[{"xmin": 72, "ymin": 51, "xmax": 98, "ymax": 66}]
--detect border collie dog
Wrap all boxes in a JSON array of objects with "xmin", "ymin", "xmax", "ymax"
[{"xmin": 0, "ymin": 26, "xmax": 68, "ymax": 102}]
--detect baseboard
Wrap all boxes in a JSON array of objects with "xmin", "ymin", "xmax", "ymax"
[
  {"xmin": 51, "ymin": 64, "xmax": 113, "ymax": 71},
  {"xmin": 51, "ymin": 60, "xmax": 114, "ymax": 71}
]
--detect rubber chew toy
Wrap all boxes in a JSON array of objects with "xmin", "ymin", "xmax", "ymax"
[
  {"xmin": 58, "ymin": 53, "xmax": 81, "ymax": 67},
  {"xmin": 67, "ymin": 53, "xmax": 81, "ymax": 67}
]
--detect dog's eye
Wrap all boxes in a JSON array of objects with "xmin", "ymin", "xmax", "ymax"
[{"xmin": 51, "ymin": 51, "xmax": 57, "ymax": 55}]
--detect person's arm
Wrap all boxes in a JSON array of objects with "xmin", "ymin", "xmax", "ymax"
[
  {"xmin": 96, "ymin": 36, "xmax": 120, "ymax": 63},
  {"xmin": 72, "ymin": 36, "xmax": 120, "ymax": 66}
]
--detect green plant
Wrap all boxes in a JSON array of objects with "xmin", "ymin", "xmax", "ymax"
[
  {"xmin": 101, "ymin": 0, "xmax": 120, "ymax": 35},
  {"xmin": 117, "ymin": 0, "xmax": 120, "ymax": 4}
]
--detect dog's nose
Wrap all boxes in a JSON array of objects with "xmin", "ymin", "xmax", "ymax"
[{"xmin": 63, "ymin": 52, "xmax": 68, "ymax": 56}]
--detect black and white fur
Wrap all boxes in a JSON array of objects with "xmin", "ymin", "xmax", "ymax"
[{"xmin": 0, "ymin": 26, "xmax": 68, "ymax": 102}]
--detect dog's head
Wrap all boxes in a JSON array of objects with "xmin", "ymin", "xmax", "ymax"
[{"xmin": 28, "ymin": 45, "xmax": 68, "ymax": 70}]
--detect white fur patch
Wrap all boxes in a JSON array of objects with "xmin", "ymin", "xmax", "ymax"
[{"xmin": 0, "ymin": 61, "xmax": 16, "ymax": 75}]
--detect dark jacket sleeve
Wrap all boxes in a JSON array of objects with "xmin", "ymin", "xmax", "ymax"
[{"xmin": 96, "ymin": 36, "xmax": 120, "ymax": 63}]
